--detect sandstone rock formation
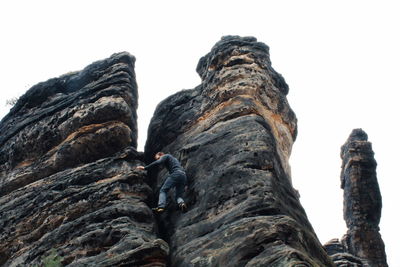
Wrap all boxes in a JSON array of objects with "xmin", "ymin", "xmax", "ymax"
[
  {"xmin": 0, "ymin": 53, "xmax": 168, "ymax": 266},
  {"xmin": 333, "ymin": 129, "xmax": 387, "ymax": 266},
  {"xmin": 324, "ymin": 238, "xmax": 363, "ymax": 266},
  {"xmin": 145, "ymin": 36, "xmax": 334, "ymax": 266},
  {"xmin": 1, "ymin": 36, "xmax": 388, "ymax": 267}
]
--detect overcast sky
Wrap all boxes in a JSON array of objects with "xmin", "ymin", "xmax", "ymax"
[{"xmin": 1, "ymin": 1, "xmax": 399, "ymax": 265}]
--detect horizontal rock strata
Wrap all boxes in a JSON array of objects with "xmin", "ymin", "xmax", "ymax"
[
  {"xmin": 0, "ymin": 53, "xmax": 168, "ymax": 266},
  {"xmin": 2, "ymin": 36, "xmax": 386, "ymax": 267},
  {"xmin": 324, "ymin": 238, "xmax": 363, "ymax": 266},
  {"xmin": 339, "ymin": 129, "xmax": 387, "ymax": 267},
  {"xmin": 145, "ymin": 36, "xmax": 334, "ymax": 266}
]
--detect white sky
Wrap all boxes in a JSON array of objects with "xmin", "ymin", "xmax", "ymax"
[{"xmin": 1, "ymin": 1, "xmax": 399, "ymax": 265}]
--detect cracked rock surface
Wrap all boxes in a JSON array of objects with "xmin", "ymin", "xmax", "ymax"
[
  {"xmin": 1, "ymin": 36, "xmax": 388, "ymax": 267},
  {"xmin": 0, "ymin": 53, "xmax": 168, "ymax": 266},
  {"xmin": 337, "ymin": 129, "xmax": 387, "ymax": 267},
  {"xmin": 145, "ymin": 36, "xmax": 334, "ymax": 267}
]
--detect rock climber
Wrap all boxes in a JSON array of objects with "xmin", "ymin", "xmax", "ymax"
[{"xmin": 136, "ymin": 152, "xmax": 187, "ymax": 213}]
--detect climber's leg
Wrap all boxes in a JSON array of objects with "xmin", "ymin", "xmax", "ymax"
[{"xmin": 157, "ymin": 175, "xmax": 175, "ymax": 209}]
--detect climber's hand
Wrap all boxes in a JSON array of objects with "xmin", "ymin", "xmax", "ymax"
[{"xmin": 136, "ymin": 166, "xmax": 145, "ymax": 170}]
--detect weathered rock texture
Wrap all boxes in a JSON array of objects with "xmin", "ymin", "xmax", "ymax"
[
  {"xmin": 334, "ymin": 129, "xmax": 387, "ymax": 266},
  {"xmin": 1, "ymin": 37, "xmax": 388, "ymax": 267},
  {"xmin": 324, "ymin": 238, "xmax": 363, "ymax": 266},
  {"xmin": 0, "ymin": 53, "xmax": 168, "ymax": 266},
  {"xmin": 145, "ymin": 36, "xmax": 334, "ymax": 266}
]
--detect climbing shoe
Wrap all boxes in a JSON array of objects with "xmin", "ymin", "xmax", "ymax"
[
  {"xmin": 178, "ymin": 202, "xmax": 187, "ymax": 212},
  {"xmin": 152, "ymin": 207, "xmax": 165, "ymax": 213}
]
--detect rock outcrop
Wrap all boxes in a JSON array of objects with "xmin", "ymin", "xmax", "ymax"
[
  {"xmin": 332, "ymin": 129, "xmax": 387, "ymax": 266},
  {"xmin": 0, "ymin": 53, "xmax": 168, "ymax": 266},
  {"xmin": 1, "ymin": 37, "xmax": 388, "ymax": 267},
  {"xmin": 145, "ymin": 36, "xmax": 334, "ymax": 266},
  {"xmin": 324, "ymin": 238, "xmax": 363, "ymax": 266}
]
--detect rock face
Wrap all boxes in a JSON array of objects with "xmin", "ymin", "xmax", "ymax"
[
  {"xmin": 324, "ymin": 238, "xmax": 363, "ymax": 266},
  {"xmin": 336, "ymin": 129, "xmax": 387, "ymax": 266},
  {"xmin": 145, "ymin": 36, "xmax": 334, "ymax": 266},
  {"xmin": 0, "ymin": 53, "xmax": 168, "ymax": 266},
  {"xmin": 1, "ymin": 37, "xmax": 388, "ymax": 267}
]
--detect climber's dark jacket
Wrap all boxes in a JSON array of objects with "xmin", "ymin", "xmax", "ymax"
[{"xmin": 144, "ymin": 154, "xmax": 184, "ymax": 174}]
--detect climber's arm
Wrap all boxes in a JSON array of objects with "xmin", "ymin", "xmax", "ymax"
[
  {"xmin": 136, "ymin": 155, "xmax": 167, "ymax": 171},
  {"xmin": 145, "ymin": 155, "xmax": 167, "ymax": 170}
]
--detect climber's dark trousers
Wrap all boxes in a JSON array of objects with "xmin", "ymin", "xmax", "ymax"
[{"xmin": 158, "ymin": 170, "xmax": 187, "ymax": 208}]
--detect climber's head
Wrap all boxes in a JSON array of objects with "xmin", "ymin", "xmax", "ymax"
[{"xmin": 155, "ymin": 152, "xmax": 165, "ymax": 160}]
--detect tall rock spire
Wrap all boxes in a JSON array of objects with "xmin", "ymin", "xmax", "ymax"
[
  {"xmin": 145, "ymin": 36, "xmax": 334, "ymax": 266},
  {"xmin": 340, "ymin": 128, "xmax": 388, "ymax": 266}
]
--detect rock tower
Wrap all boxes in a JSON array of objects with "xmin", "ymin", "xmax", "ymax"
[
  {"xmin": 145, "ymin": 36, "xmax": 333, "ymax": 266},
  {"xmin": 0, "ymin": 36, "xmax": 388, "ymax": 266}
]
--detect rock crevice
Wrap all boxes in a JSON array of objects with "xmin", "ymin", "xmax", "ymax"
[
  {"xmin": 0, "ymin": 37, "xmax": 388, "ymax": 267},
  {"xmin": 145, "ymin": 36, "xmax": 333, "ymax": 267}
]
